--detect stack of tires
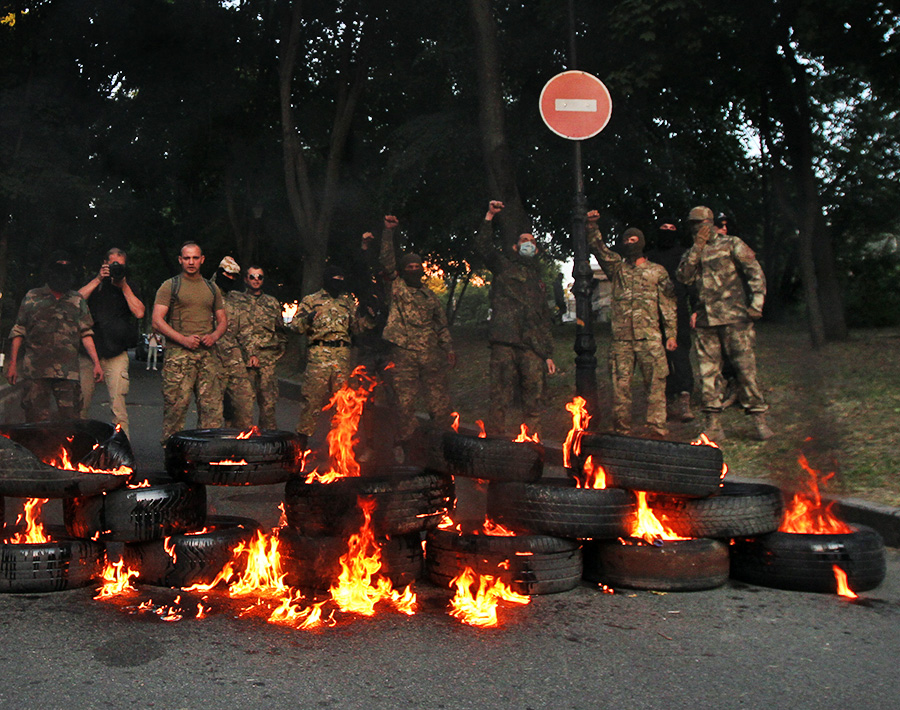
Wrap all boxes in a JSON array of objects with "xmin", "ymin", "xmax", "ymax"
[
  {"xmin": 0, "ymin": 421, "xmax": 134, "ymax": 593},
  {"xmin": 280, "ymin": 464, "xmax": 454, "ymax": 592}
]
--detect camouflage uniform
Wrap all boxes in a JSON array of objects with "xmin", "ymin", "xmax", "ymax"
[
  {"xmin": 380, "ymin": 225, "xmax": 454, "ymax": 445},
  {"xmin": 474, "ymin": 220, "xmax": 554, "ymax": 435},
  {"xmin": 289, "ymin": 290, "xmax": 359, "ymax": 436},
  {"xmin": 235, "ymin": 291, "xmax": 286, "ymax": 430},
  {"xmin": 9, "ymin": 286, "xmax": 94, "ymax": 422},
  {"xmin": 676, "ymin": 230, "xmax": 767, "ymax": 414},
  {"xmin": 215, "ymin": 290, "xmax": 255, "ymax": 429},
  {"xmin": 588, "ymin": 224, "xmax": 677, "ymax": 437}
]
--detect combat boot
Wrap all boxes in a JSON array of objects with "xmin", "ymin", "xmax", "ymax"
[
  {"xmin": 702, "ymin": 412, "xmax": 725, "ymax": 442},
  {"xmin": 753, "ymin": 412, "xmax": 774, "ymax": 441},
  {"xmin": 679, "ymin": 392, "xmax": 695, "ymax": 422}
]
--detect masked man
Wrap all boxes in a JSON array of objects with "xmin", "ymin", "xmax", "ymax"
[
  {"xmin": 587, "ymin": 211, "xmax": 677, "ymax": 438},
  {"xmin": 213, "ymin": 256, "xmax": 255, "ymax": 430}
]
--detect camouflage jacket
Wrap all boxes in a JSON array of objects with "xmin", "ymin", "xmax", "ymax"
[
  {"xmin": 9, "ymin": 285, "xmax": 95, "ymax": 380},
  {"xmin": 379, "ymin": 225, "xmax": 453, "ymax": 354},
  {"xmin": 216, "ymin": 291, "xmax": 249, "ymax": 367},
  {"xmin": 676, "ymin": 232, "xmax": 766, "ymax": 327},
  {"xmin": 232, "ymin": 291, "xmax": 286, "ymax": 360},
  {"xmin": 290, "ymin": 290, "xmax": 359, "ymax": 344},
  {"xmin": 473, "ymin": 220, "xmax": 554, "ymax": 360},
  {"xmin": 587, "ymin": 224, "xmax": 677, "ymax": 342}
]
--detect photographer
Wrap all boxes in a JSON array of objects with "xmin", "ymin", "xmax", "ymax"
[{"xmin": 78, "ymin": 248, "xmax": 145, "ymax": 438}]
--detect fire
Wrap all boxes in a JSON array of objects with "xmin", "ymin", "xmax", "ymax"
[
  {"xmin": 480, "ymin": 517, "xmax": 516, "ymax": 536},
  {"xmin": 779, "ymin": 454, "xmax": 852, "ymax": 534},
  {"xmin": 448, "ymin": 566, "xmax": 530, "ymax": 627},
  {"xmin": 237, "ymin": 426, "xmax": 261, "ymax": 439},
  {"xmin": 328, "ymin": 497, "xmax": 417, "ymax": 616},
  {"xmin": 305, "ymin": 367, "xmax": 377, "ymax": 484},
  {"xmin": 127, "ymin": 479, "xmax": 152, "ymax": 489},
  {"xmin": 691, "ymin": 432, "xmax": 728, "ymax": 479},
  {"xmin": 229, "ymin": 531, "xmax": 289, "ymax": 596},
  {"xmin": 269, "ymin": 595, "xmax": 331, "ymax": 629},
  {"xmin": 210, "ymin": 458, "xmax": 249, "ymax": 466},
  {"xmin": 833, "ymin": 565, "xmax": 858, "ymax": 599},
  {"xmin": 43, "ymin": 447, "xmax": 132, "ymax": 476},
  {"xmin": 629, "ymin": 491, "xmax": 689, "ymax": 545},
  {"xmin": 475, "ymin": 420, "xmax": 487, "ymax": 438},
  {"xmin": 94, "ymin": 558, "xmax": 140, "ymax": 599},
  {"xmin": 575, "ymin": 455, "xmax": 606, "ymax": 489},
  {"xmin": 437, "ymin": 513, "xmax": 462, "ymax": 532},
  {"xmin": 282, "ymin": 301, "xmax": 299, "ymax": 322},
  {"xmin": 563, "ymin": 397, "xmax": 591, "ymax": 469},
  {"xmin": 451, "ymin": 412, "xmax": 460, "ymax": 432},
  {"xmin": 512, "ymin": 424, "xmax": 540, "ymax": 443},
  {"xmin": 7, "ymin": 498, "xmax": 51, "ymax": 544}
]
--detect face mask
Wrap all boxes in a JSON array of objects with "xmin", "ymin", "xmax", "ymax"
[
  {"xmin": 402, "ymin": 269, "xmax": 424, "ymax": 287},
  {"xmin": 624, "ymin": 241, "xmax": 644, "ymax": 259},
  {"xmin": 47, "ymin": 263, "xmax": 75, "ymax": 293},
  {"xmin": 215, "ymin": 271, "xmax": 239, "ymax": 293},
  {"xmin": 324, "ymin": 278, "xmax": 346, "ymax": 297},
  {"xmin": 518, "ymin": 241, "xmax": 537, "ymax": 258}
]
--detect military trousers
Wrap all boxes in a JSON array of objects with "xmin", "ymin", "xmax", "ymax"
[
  {"xmin": 221, "ymin": 360, "xmax": 255, "ymax": 431},
  {"xmin": 694, "ymin": 322, "xmax": 767, "ymax": 414},
  {"xmin": 388, "ymin": 345, "xmax": 452, "ymax": 445},
  {"xmin": 160, "ymin": 346, "xmax": 223, "ymax": 444},
  {"xmin": 22, "ymin": 377, "xmax": 81, "ymax": 423},
  {"xmin": 297, "ymin": 345, "xmax": 352, "ymax": 437},
  {"xmin": 79, "ymin": 352, "xmax": 130, "ymax": 438},
  {"xmin": 248, "ymin": 350, "xmax": 282, "ymax": 431},
  {"xmin": 609, "ymin": 338, "xmax": 668, "ymax": 437},
  {"xmin": 488, "ymin": 344, "xmax": 546, "ymax": 437}
]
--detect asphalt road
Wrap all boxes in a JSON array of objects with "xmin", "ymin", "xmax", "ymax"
[{"xmin": 1, "ymin": 359, "xmax": 898, "ymax": 710}]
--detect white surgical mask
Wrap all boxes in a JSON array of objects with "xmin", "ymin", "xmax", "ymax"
[{"xmin": 518, "ymin": 241, "xmax": 537, "ymax": 258}]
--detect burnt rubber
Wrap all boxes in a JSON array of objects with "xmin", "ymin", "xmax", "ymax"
[
  {"xmin": 441, "ymin": 432, "xmax": 544, "ymax": 482},
  {"xmin": 165, "ymin": 428, "xmax": 306, "ymax": 485},
  {"xmin": 486, "ymin": 480, "xmax": 635, "ymax": 539},
  {"xmin": 583, "ymin": 538, "xmax": 730, "ymax": 591},
  {"xmin": 122, "ymin": 516, "xmax": 263, "ymax": 588},
  {"xmin": 647, "ymin": 482, "xmax": 784, "ymax": 539},
  {"xmin": 0, "ymin": 526, "xmax": 104, "ymax": 593},
  {"xmin": 284, "ymin": 466, "xmax": 454, "ymax": 537},
  {"xmin": 0, "ymin": 430, "xmax": 130, "ymax": 499},
  {"xmin": 0, "ymin": 419, "xmax": 135, "ymax": 471},
  {"xmin": 277, "ymin": 529, "xmax": 423, "ymax": 592},
  {"xmin": 729, "ymin": 525, "xmax": 886, "ymax": 593},
  {"xmin": 425, "ymin": 528, "xmax": 582, "ymax": 595},
  {"xmin": 63, "ymin": 474, "xmax": 207, "ymax": 542},
  {"xmin": 576, "ymin": 433, "xmax": 723, "ymax": 497}
]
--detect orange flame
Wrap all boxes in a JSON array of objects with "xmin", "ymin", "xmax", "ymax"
[
  {"xmin": 779, "ymin": 454, "xmax": 852, "ymax": 534},
  {"xmin": 448, "ymin": 567, "xmax": 530, "ymax": 627},
  {"xmin": 328, "ymin": 497, "xmax": 417, "ymax": 616},
  {"xmin": 127, "ymin": 479, "xmax": 152, "ymax": 489},
  {"xmin": 833, "ymin": 565, "xmax": 858, "ymax": 599},
  {"xmin": 691, "ymin": 433, "xmax": 729, "ymax": 480},
  {"xmin": 629, "ymin": 491, "xmax": 689, "ymax": 544},
  {"xmin": 451, "ymin": 412, "xmax": 460, "ymax": 433},
  {"xmin": 574, "ymin": 455, "xmax": 607, "ymax": 489},
  {"xmin": 210, "ymin": 458, "xmax": 249, "ymax": 466},
  {"xmin": 475, "ymin": 420, "xmax": 487, "ymax": 438},
  {"xmin": 94, "ymin": 558, "xmax": 140, "ymax": 599},
  {"xmin": 437, "ymin": 513, "xmax": 462, "ymax": 533},
  {"xmin": 7, "ymin": 498, "xmax": 51, "ymax": 544},
  {"xmin": 563, "ymin": 397, "xmax": 591, "ymax": 469},
  {"xmin": 237, "ymin": 426, "xmax": 261, "ymax": 439},
  {"xmin": 512, "ymin": 424, "xmax": 540, "ymax": 443},
  {"xmin": 480, "ymin": 517, "xmax": 516, "ymax": 537},
  {"xmin": 282, "ymin": 301, "xmax": 299, "ymax": 321},
  {"xmin": 269, "ymin": 594, "xmax": 332, "ymax": 629},
  {"xmin": 43, "ymin": 447, "xmax": 133, "ymax": 476}
]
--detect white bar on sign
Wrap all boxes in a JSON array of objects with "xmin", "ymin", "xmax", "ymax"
[{"xmin": 555, "ymin": 98, "xmax": 597, "ymax": 112}]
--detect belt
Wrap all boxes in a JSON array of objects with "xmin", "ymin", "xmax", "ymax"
[{"xmin": 310, "ymin": 339, "xmax": 350, "ymax": 348}]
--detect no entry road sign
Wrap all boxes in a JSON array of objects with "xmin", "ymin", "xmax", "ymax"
[{"xmin": 539, "ymin": 71, "xmax": 612, "ymax": 140}]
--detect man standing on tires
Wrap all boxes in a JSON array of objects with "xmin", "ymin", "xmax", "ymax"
[
  {"xmin": 586, "ymin": 211, "xmax": 678, "ymax": 439},
  {"xmin": 676, "ymin": 205, "xmax": 772, "ymax": 441},
  {"xmin": 237, "ymin": 265, "xmax": 286, "ymax": 431},
  {"xmin": 152, "ymin": 241, "xmax": 227, "ymax": 444},
  {"xmin": 7, "ymin": 251, "xmax": 104, "ymax": 422},
  {"xmin": 474, "ymin": 200, "xmax": 556, "ymax": 437},
  {"xmin": 379, "ymin": 215, "xmax": 455, "ymax": 461},
  {"xmin": 77, "ymin": 248, "xmax": 145, "ymax": 438}
]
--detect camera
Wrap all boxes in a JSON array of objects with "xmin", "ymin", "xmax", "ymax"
[{"xmin": 108, "ymin": 262, "xmax": 126, "ymax": 281}]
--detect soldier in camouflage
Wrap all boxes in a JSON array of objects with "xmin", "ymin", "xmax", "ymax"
[
  {"xmin": 213, "ymin": 256, "xmax": 255, "ymax": 430},
  {"xmin": 379, "ymin": 215, "xmax": 455, "ymax": 460},
  {"xmin": 287, "ymin": 265, "xmax": 361, "ymax": 437},
  {"xmin": 676, "ymin": 205, "xmax": 773, "ymax": 441},
  {"xmin": 7, "ymin": 252, "xmax": 104, "ymax": 422},
  {"xmin": 587, "ymin": 211, "xmax": 678, "ymax": 438},
  {"xmin": 475, "ymin": 200, "xmax": 556, "ymax": 436},
  {"xmin": 238, "ymin": 265, "xmax": 286, "ymax": 430},
  {"xmin": 152, "ymin": 242, "xmax": 227, "ymax": 444}
]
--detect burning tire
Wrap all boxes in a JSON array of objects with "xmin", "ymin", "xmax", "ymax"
[
  {"xmin": 729, "ymin": 525, "xmax": 886, "ymax": 593},
  {"xmin": 583, "ymin": 538, "xmax": 730, "ymax": 591},
  {"xmin": 0, "ymin": 419, "xmax": 135, "ymax": 471},
  {"xmin": 277, "ymin": 529, "xmax": 423, "ymax": 592},
  {"xmin": 63, "ymin": 475, "xmax": 207, "ymax": 542},
  {"xmin": 425, "ymin": 528, "xmax": 582, "ymax": 595},
  {"xmin": 283, "ymin": 466, "xmax": 454, "ymax": 537},
  {"xmin": 121, "ymin": 516, "xmax": 263, "ymax": 588},
  {"xmin": 646, "ymin": 482, "xmax": 784, "ymax": 539},
  {"xmin": 165, "ymin": 428, "xmax": 306, "ymax": 485},
  {"xmin": 576, "ymin": 434, "xmax": 723, "ymax": 497},
  {"xmin": 441, "ymin": 432, "xmax": 544, "ymax": 482},
  {"xmin": 486, "ymin": 480, "xmax": 635, "ymax": 539},
  {"xmin": 0, "ymin": 527, "xmax": 104, "ymax": 593}
]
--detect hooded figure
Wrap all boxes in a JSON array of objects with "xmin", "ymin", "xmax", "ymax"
[
  {"xmin": 46, "ymin": 251, "xmax": 76, "ymax": 294},
  {"xmin": 323, "ymin": 264, "xmax": 347, "ymax": 297}
]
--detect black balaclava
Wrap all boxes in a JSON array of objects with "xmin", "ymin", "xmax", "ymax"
[
  {"xmin": 399, "ymin": 253, "xmax": 424, "ymax": 288},
  {"xmin": 46, "ymin": 251, "xmax": 75, "ymax": 293},
  {"xmin": 215, "ymin": 270, "xmax": 239, "ymax": 293},
  {"xmin": 621, "ymin": 228, "xmax": 645, "ymax": 260},
  {"xmin": 656, "ymin": 218, "xmax": 680, "ymax": 250},
  {"xmin": 324, "ymin": 265, "xmax": 347, "ymax": 297}
]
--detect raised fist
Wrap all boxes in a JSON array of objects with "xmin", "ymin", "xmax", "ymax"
[
  {"xmin": 384, "ymin": 215, "xmax": 399, "ymax": 230},
  {"xmin": 586, "ymin": 210, "xmax": 600, "ymax": 223}
]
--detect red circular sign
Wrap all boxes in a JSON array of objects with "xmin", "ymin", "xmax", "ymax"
[{"xmin": 539, "ymin": 71, "xmax": 612, "ymax": 140}]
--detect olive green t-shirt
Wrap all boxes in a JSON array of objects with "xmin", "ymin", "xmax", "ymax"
[{"xmin": 154, "ymin": 276, "xmax": 224, "ymax": 342}]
